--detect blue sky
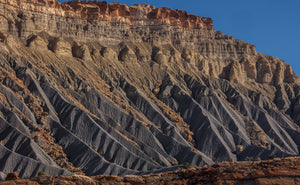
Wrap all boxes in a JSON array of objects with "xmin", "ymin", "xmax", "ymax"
[{"xmin": 58, "ymin": 0, "xmax": 300, "ymax": 76}]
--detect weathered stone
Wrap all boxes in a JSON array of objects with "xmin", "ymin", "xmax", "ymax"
[
  {"xmin": 5, "ymin": 172, "xmax": 20, "ymax": 180},
  {"xmin": 123, "ymin": 175, "xmax": 145, "ymax": 184},
  {"xmin": 49, "ymin": 38, "xmax": 72, "ymax": 56}
]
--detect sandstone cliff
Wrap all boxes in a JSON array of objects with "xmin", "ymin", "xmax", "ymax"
[{"xmin": 0, "ymin": 0, "xmax": 299, "ymax": 179}]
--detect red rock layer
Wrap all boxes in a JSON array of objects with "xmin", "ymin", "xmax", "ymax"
[
  {"xmin": 148, "ymin": 7, "xmax": 213, "ymax": 29},
  {"xmin": 0, "ymin": 0, "xmax": 213, "ymax": 29}
]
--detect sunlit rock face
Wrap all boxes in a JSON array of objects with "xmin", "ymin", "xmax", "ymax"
[{"xmin": 0, "ymin": 0, "xmax": 299, "ymax": 178}]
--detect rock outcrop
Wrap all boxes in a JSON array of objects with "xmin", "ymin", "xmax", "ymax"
[
  {"xmin": 2, "ymin": 157, "xmax": 300, "ymax": 184},
  {"xmin": 0, "ymin": 0, "xmax": 299, "ymax": 179},
  {"xmin": 4, "ymin": 172, "xmax": 19, "ymax": 181}
]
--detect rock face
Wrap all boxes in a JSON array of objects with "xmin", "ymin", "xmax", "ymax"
[{"xmin": 0, "ymin": 0, "xmax": 299, "ymax": 179}]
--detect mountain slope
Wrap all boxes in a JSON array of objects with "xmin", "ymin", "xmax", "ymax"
[{"xmin": 0, "ymin": 0, "xmax": 299, "ymax": 178}]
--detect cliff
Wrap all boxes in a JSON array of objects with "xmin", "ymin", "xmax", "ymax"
[
  {"xmin": 0, "ymin": 0, "xmax": 299, "ymax": 180},
  {"xmin": 0, "ymin": 0, "xmax": 212, "ymax": 39},
  {"xmin": 0, "ymin": 0, "xmax": 213, "ymax": 28}
]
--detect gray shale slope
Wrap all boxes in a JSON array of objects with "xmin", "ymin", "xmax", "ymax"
[{"xmin": 0, "ymin": 0, "xmax": 299, "ymax": 178}]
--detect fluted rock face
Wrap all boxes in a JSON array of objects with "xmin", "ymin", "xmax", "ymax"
[{"xmin": 0, "ymin": 0, "xmax": 299, "ymax": 179}]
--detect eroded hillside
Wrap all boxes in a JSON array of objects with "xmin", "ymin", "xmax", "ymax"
[{"xmin": 0, "ymin": 0, "xmax": 299, "ymax": 179}]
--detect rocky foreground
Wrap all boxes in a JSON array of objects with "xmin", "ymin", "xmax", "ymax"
[{"xmin": 1, "ymin": 157, "xmax": 300, "ymax": 185}]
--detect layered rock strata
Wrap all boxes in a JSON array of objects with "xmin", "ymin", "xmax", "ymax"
[{"xmin": 0, "ymin": 0, "xmax": 299, "ymax": 179}]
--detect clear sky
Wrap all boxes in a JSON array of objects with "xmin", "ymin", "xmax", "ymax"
[{"xmin": 58, "ymin": 0, "xmax": 300, "ymax": 76}]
